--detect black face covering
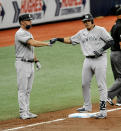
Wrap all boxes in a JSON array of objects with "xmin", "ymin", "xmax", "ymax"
[{"xmin": 25, "ymin": 25, "xmax": 31, "ymax": 30}]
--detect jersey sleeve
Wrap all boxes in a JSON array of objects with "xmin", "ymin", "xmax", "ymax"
[
  {"xmin": 70, "ymin": 31, "xmax": 81, "ymax": 45},
  {"xmin": 100, "ymin": 27, "xmax": 113, "ymax": 41},
  {"xmin": 16, "ymin": 31, "xmax": 32, "ymax": 45}
]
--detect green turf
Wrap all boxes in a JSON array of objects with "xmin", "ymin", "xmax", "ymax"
[{"xmin": 0, "ymin": 43, "xmax": 114, "ymax": 120}]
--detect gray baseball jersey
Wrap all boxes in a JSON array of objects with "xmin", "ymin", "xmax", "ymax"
[
  {"xmin": 15, "ymin": 28, "xmax": 34, "ymax": 60},
  {"xmin": 15, "ymin": 28, "xmax": 34, "ymax": 115},
  {"xmin": 70, "ymin": 26, "xmax": 113, "ymax": 111},
  {"xmin": 71, "ymin": 25, "xmax": 112, "ymax": 56}
]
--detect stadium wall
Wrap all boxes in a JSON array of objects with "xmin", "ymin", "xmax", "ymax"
[
  {"xmin": 1, "ymin": 0, "xmax": 121, "ymax": 30},
  {"xmin": 0, "ymin": 0, "xmax": 90, "ymax": 29}
]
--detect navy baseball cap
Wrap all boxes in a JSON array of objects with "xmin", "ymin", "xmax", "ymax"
[
  {"xmin": 115, "ymin": 7, "xmax": 121, "ymax": 15},
  {"xmin": 19, "ymin": 14, "xmax": 32, "ymax": 23},
  {"xmin": 81, "ymin": 14, "xmax": 93, "ymax": 22}
]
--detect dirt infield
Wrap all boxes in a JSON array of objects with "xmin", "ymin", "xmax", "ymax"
[
  {"xmin": 0, "ymin": 104, "xmax": 121, "ymax": 131},
  {"xmin": 0, "ymin": 16, "xmax": 116, "ymax": 47},
  {"xmin": 1, "ymin": 16, "xmax": 121, "ymax": 131}
]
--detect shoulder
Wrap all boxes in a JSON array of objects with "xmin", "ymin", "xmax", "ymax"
[
  {"xmin": 111, "ymin": 22, "xmax": 121, "ymax": 32},
  {"xmin": 94, "ymin": 25, "xmax": 106, "ymax": 30},
  {"xmin": 94, "ymin": 26, "xmax": 109, "ymax": 33},
  {"xmin": 116, "ymin": 23, "xmax": 121, "ymax": 29},
  {"xmin": 16, "ymin": 28, "xmax": 30, "ymax": 37},
  {"xmin": 79, "ymin": 28, "xmax": 86, "ymax": 34}
]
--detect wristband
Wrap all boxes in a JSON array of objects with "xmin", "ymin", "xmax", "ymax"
[
  {"xmin": 57, "ymin": 38, "xmax": 64, "ymax": 42},
  {"xmin": 35, "ymin": 60, "xmax": 39, "ymax": 63}
]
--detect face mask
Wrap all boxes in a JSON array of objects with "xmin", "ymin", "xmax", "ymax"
[{"xmin": 25, "ymin": 25, "xmax": 31, "ymax": 30}]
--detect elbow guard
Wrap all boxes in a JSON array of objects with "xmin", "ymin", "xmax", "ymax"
[{"xmin": 102, "ymin": 40, "xmax": 114, "ymax": 51}]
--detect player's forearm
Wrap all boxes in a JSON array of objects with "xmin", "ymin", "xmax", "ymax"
[
  {"xmin": 64, "ymin": 37, "xmax": 72, "ymax": 44},
  {"xmin": 27, "ymin": 39, "xmax": 50, "ymax": 47},
  {"xmin": 34, "ymin": 55, "xmax": 38, "ymax": 62},
  {"xmin": 101, "ymin": 40, "xmax": 114, "ymax": 51}
]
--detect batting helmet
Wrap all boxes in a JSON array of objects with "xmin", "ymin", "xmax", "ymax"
[
  {"xmin": 81, "ymin": 14, "xmax": 94, "ymax": 22},
  {"xmin": 19, "ymin": 14, "xmax": 32, "ymax": 23}
]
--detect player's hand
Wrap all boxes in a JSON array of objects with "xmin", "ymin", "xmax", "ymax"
[
  {"xmin": 93, "ymin": 48, "xmax": 103, "ymax": 57},
  {"xmin": 35, "ymin": 60, "xmax": 41, "ymax": 71},
  {"xmin": 49, "ymin": 38, "xmax": 57, "ymax": 45}
]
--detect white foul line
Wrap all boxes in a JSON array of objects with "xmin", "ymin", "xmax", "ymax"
[
  {"xmin": 3, "ymin": 118, "xmax": 66, "ymax": 131},
  {"xmin": 3, "ymin": 107, "xmax": 121, "ymax": 131},
  {"xmin": 107, "ymin": 107, "xmax": 121, "ymax": 112}
]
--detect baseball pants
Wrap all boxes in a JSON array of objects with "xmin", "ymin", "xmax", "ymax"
[
  {"xmin": 82, "ymin": 53, "xmax": 107, "ymax": 111},
  {"xmin": 15, "ymin": 60, "xmax": 34, "ymax": 115}
]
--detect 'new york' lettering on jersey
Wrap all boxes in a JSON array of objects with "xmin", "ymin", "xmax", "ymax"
[{"xmin": 71, "ymin": 25, "xmax": 113, "ymax": 56}]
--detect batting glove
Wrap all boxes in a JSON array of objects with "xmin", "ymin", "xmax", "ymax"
[
  {"xmin": 35, "ymin": 60, "xmax": 41, "ymax": 71},
  {"xmin": 93, "ymin": 48, "xmax": 104, "ymax": 57},
  {"xmin": 49, "ymin": 38, "xmax": 57, "ymax": 45}
]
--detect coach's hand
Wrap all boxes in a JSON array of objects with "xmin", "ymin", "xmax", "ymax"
[{"xmin": 35, "ymin": 60, "xmax": 41, "ymax": 70}]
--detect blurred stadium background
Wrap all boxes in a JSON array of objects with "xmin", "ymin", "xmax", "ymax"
[{"xmin": 1, "ymin": 0, "xmax": 121, "ymax": 30}]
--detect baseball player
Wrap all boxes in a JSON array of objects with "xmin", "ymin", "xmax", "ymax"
[
  {"xmin": 107, "ymin": 7, "xmax": 121, "ymax": 106},
  {"xmin": 50, "ymin": 14, "xmax": 114, "ymax": 118},
  {"xmin": 15, "ymin": 14, "xmax": 53, "ymax": 119}
]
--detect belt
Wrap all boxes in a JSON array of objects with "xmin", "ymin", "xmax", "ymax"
[
  {"xmin": 86, "ymin": 56, "xmax": 96, "ymax": 58},
  {"xmin": 16, "ymin": 57, "xmax": 34, "ymax": 63},
  {"xmin": 86, "ymin": 54, "xmax": 103, "ymax": 58},
  {"xmin": 21, "ymin": 58, "xmax": 34, "ymax": 63}
]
